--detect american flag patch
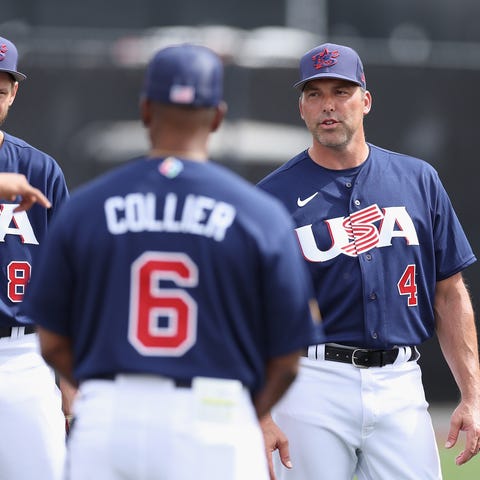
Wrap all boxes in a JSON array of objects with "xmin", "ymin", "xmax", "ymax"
[{"xmin": 169, "ymin": 85, "xmax": 195, "ymax": 104}]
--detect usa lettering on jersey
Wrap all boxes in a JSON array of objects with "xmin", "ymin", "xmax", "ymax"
[
  {"xmin": 104, "ymin": 192, "xmax": 236, "ymax": 241},
  {"xmin": 296, "ymin": 204, "xmax": 419, "ymax": 262},
  {"xmin": 0, "ymin": 204, "xmax": 39, "ymax": 244}
]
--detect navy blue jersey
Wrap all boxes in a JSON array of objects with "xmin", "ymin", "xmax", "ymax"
[
  {"xmin": 24, "ymin": 156, "xmax": 323, "ymax": 393},
  {"xmin": 0, "ymin": 133, "xmax": 69, "ymax": 327},
  {"xmin": 258, "ymin": 144, "xmax": 476, "ymax": 349}
]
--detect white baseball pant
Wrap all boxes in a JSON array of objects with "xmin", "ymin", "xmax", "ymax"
[
  {"xmin": 65, "ymin": 374, "xmax": 270, "ymax": 480},
  {"xmin": 0, "ymin": 331, "xmax": 66, "ymax": 480},
  {"xmin": 272, "ymin": 344, "xmax": 442, "ymax": 479}
]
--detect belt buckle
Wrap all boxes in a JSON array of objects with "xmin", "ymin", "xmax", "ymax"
[{"xmin": 351, "ymin": 348, "xmax": 370, "ymax": 368}]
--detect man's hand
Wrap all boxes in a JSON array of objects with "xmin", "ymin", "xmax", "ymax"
[
  {"xmin": 445, "ymin": 399, "xmax": 480, "ymax": 465},
  {"xmin": 260, "ymin": 413, "xmax": 292, "ymax": 480},
  {"xmin": 435, "ymin": 273, "xmax": 480, "ymax": 466},
  {"xmin": 0, "ymin": 173, "xmax": 51, "ymax": 211},
  {"xmin": 59, "ymin": 376, "xmax": 77, "ymax": 435}
]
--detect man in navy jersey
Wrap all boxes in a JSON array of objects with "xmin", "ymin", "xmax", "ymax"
[
  {"xmin": 0, "ymin": 36, "xmax": 70, "ymax": 480},
  {"xmin": 24, "ymin": 44, "xmax": 323, "ymax": 480},
  {"xmin": 258, "ymin": 43, "xmax": 480, "ymax": 479}
]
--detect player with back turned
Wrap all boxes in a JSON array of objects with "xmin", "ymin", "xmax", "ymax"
[
  {"xmin": 0, "ymin": 35, "xmax": 70, "ymax": 480},
  {"xmin": 24, "ymin": 44, "xmax": 324, "ymax": 480},
  {"xmin": 257, "ymin": 43, "xmax": 480, "ymax": 479}
]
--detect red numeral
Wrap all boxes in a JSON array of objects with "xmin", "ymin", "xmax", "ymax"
[
  {"xmin": 397, "ymin": 264, "xmax": 417, "ymax": 306},
  {"xmin": 7, "ymin": 261, "xmax": 31, "ymax": 302},
  {"xmin": 129, "ymin": 252, "xmax": 198, "ymax": 356}
]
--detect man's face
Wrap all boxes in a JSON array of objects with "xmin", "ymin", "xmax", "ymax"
[
  {"xmin": 299, "ymin": 78, "xmax": 371, "ymax": 149},
  {"xmin": 0, "ymin": 73, "xmax": 18, "ymax": 126}
]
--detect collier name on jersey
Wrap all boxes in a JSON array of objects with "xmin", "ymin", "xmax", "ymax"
[
  {"xmin": 104, "ymin": 192, "xmax": 236, "ymax": 241},
  {"xmin": 296, "ymin": 203, "xmax": 419, "ymax": 262}
]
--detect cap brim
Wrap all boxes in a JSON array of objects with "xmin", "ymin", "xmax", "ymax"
[
  {"xmin": 293, "ymin": 72, "xmax": 362, "ymax": 90},
  {"xmin": 0, "ymin": 69, "xmax": 26, "ymax": 82}
]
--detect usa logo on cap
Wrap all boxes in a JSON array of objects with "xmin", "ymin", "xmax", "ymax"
[
  {"xmin": 313, "ymin": 48, "xmax": 339, "ymax": 70},
  {"xmin": 0, "ymin": 43, "xmax": 8, "ymax": 62},
  {"xmin": 293, "ymin": 43, "xmax": 366, "ymax": 90},
  {"xmin": 0, "ymin": 36, "xmax": 27, "ymax": 81}
]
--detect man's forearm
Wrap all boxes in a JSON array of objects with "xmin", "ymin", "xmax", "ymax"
[
  {"xmin": 435, "ymin": 273, "xmax": 480, "ymax": 399},
  {"xmin": 254, "ymin": 351, "xmax": 300, "ymax": 419}
]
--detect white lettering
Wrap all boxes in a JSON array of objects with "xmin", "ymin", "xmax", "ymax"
[
  {"xmin": 144, "ymin": 193, "xmax": 163, "ymax": 231},
  {"xmin": 204, "ymin": 201, "xmax": 236, "ymax": 241},
  {"xmin": 296, "ymin": 217, "xmax": 347, "ymax": 262},
  {"xmin": 105, "ymin": 196, "xmax": 127, "ymax": 234},
  {"xmin": 378, "ymin": 207, "xmax": 419, "ymax": 247},
  {"xmin": 125, "ymin": 193, "xmax": 147, "ymax": 232},
  {"xmin": 184, "ymin": 195, "xmax": 215, "ymax": 236},
  {"xmin": 163, "ymin": 193, "xmax": 180, "ymax": 232},
  {"xmin": 0, "ymin": 204, "xmax": 39, "ymax": 245},
  {"xmin": 104, "ymin": 193, "xmax": 236, "ymax": 242},
  {"xmin": 296, "ymin": 204, "xmax": 419, "ymax": 263}
]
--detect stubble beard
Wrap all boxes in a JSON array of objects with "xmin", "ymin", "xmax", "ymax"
[{"xmin": 312, "ymin": 126, "xmax": 353, "ymax": 150}]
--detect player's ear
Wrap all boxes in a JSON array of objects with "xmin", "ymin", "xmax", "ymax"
[
  {"xmin": 140, "ymin": 98, "xmax": 152, "ymax": 127},
  {"xmin": 363, "ymin": 90, "xmax": 372, "ymax": 115},
  {"xmin": 299, "ymin": 95, "xmax": 305, "ymax": 120},
  {"xmin": 211, "ymin": 101, "xmax": 227, "ymax": 132},
  {"xmin": 8, "ymin": 81, "xmax": 18, "ymax": 106}
]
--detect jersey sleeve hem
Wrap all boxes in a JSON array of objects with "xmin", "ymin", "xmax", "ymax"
[{"xmin": 437, "ymin": 255, "xmax": 477, "ymax": 282}]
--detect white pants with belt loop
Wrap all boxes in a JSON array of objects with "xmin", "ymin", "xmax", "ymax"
[
  {"xmin": 272, "ymin": 345, "xmax": 442, "ymax": 480},
  {"xmin": 0, "ymin": 332, "xmax": 66, "ymax": 480},
  {"xmin": 66, "ymin": 374, "xmax": 269, "ymax": 480}
]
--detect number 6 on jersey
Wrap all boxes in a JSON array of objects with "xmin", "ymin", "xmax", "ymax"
[{"xmin": 128, "ymin": 251, "xmax": 198, "ymax": 356}]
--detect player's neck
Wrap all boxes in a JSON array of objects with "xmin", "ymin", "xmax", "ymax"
[
  {"xmin": 148, "ymin": 147, "xmax": 208, "ymax": 162},
  {"xmin": 309, "ymin": 139, "xmax": 369, "ymax": 171},
  {"xmin": 0, "ymin": 131, "xmax": 4, "ymax": 148},
  {"xmin": 149, "ymin": 129, "xmax": 210, "ymax": 162}
]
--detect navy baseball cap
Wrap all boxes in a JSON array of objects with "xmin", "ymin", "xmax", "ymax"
[
  {"xmin": 294, "ymin": 43, "xmax": 365, "ymax": 90},
  {"xmin": 0, "ymin": 37, "xmax": 26, "ymax": 82},
  {"xmin": 142, "ymin": 44, "xmax": 223, "ymax": 107}
]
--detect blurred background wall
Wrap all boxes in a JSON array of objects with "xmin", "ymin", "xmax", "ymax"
[{"xmin": 2, "ymin": 0, "xmax": 480, "ymax": 403}]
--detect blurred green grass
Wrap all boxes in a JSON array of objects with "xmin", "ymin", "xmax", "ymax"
[
  {"xmin": 440, "ymin": 446, "xmax": 480, "ymax": 479},
  {"xmin": 345, "ymin": 405, "xmax": 480, "ymax": 479},
  {"xmin": 351, "ymin": 434, "xmax": 480, "ymax": 479},
  {"xmin": 434, "ymin": 404, "xmax": 480, "ymax": 479},
  {"xmin": 352, "ymin": 448, "xmax": 480, "ymax": 479}
]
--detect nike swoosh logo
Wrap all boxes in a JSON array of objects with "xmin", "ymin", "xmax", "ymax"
[{"xmin": 297, "ymin": 192, "xmax": 319, "ymax": 207}]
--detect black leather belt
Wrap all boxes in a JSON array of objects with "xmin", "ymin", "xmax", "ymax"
[
  {"xmin": 91, "ymin": 374, "xmax": 192, "ymax": 388},
  {"xmin": 0, "ymin": 325, "xmax": 36, "ymax": 338},
  {"xmin": 303, "ymin": 344, "xmax": 419, "ymax": 368}
]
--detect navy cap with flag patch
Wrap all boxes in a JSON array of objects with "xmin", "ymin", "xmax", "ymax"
[
  {"xmin": 142, "ymin": 44, "xmax": 223, "ymax": 107},
  {"xmin": 294, "ymin": 43, "xmax": 365, "ymax": 90},
  {"xmin": 0, "ymin": 36, "xmax": 26, "ymax": 82}
]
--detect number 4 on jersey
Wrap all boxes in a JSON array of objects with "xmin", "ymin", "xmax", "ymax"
[{"xmin": 397, "ymin": 264, "xmax": 418, "ymax": 306}]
